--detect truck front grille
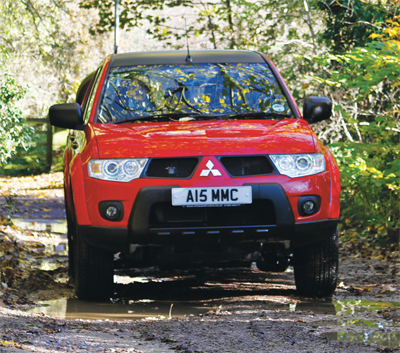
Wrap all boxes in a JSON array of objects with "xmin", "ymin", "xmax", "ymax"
[
  {"xmin": 145, "ymin": 158, "xmax": 199, "ymax": 178},
  {"xmin": 219, "ymin": 156, "xmax": 274, "ymax": 176}
]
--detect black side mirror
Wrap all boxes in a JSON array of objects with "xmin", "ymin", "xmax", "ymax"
[
  {"xmin": 303, "ymin": 97, "xmax": 332, "ymax": 123},
  {"xmin": 49, "ymin": 103, "xmax": 84, "ymax": 130}
]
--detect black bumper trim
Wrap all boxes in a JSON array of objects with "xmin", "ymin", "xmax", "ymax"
[
  {"xmin": 129, "ymin": 183, "xmax": 295, "ymax": 244},
  {"xmin": 78, "ymin": 219, "xmax": 339, "ymax": 251},
  {"xmin": 291, "ymin": 219, "xmax": 339, "ymax": 247},
  {"xmin": 78, "ymin": 225, "xmax": 129, "ymax": 252}
]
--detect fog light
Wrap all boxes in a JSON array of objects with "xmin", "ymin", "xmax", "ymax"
[
  {"xmin": 298, "ymin": 196, "xmax": 320, "ymax": 217},
  {"xmin": 302, "ymin": 200, "xmax": 315, "ymax": 215},
  {"xmin": 99, "ymin": 201, "xmax": 124, "ymax": 221},
  {"xmin": 105, "ymin": 205, "xmax": 119, "ymax": 218}
]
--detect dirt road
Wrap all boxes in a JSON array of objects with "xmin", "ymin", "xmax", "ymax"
[{"xmin": 0, "ymin": 173, "xmax": 399, "ymax": 352}]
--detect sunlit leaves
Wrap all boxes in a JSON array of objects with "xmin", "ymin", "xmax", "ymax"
[
  {"xmin": 0, "ymin": 73, "xmax": 32, "ymax": 164},
  {"xmin": 331, "ymin": 118, "xmax": 399, "ymax": 239},
  {"xmin": 304, "ymin": 15, "xmax": 400, "ymax": 242}
]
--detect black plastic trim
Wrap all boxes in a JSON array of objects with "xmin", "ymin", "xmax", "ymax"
[
  {"xmin": 77, "ymin": 219, "xmax": 339, "ymax": 251},
  {"xmin": 128, "ymin": 183, "xmax": 294, "ymax": 244},
  {"xmin": 78, "ymin": 225, "xmax": 129, "ymax": 252},
  {"xmin": 129, "ymin": 185, "xmax": 178, "ymax": 240},
  {"xmin": 110, "ymin": 50, "xmax": 266, "ymax": 67},
  {"xmin": 77, "ymin": 183, "xmax": 338, "ymax": 252},
  {"xmin": 144, "ymin": 157, "xmax": 201, "ymax": 179},
  {"xmin": 217, "ymin": 155, "xmax": 276, "ymax": 177},
  {"xmin": 291, "ymin": 219, "xmax": 338, "ymax": 247}
]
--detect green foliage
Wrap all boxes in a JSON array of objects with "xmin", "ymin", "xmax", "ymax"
[
  {"xmin": 79, "ymin": 0, "xmax": 323, "ymax": 102},
  {"xmin": 0, "ymin": 125, "xmax": 66, "ymax": 176},
  {"xmin": 332, "ymin": 118, "xmax": 399, "ymax": 240},
  {"xmin": 1, "ymin": 126, "xmax": 48, "ymax": 176},
  {"xmin": 79, "ymin": 0, "xmax": 315, "ymax": 51},
  {"xmin": 310, "ymin": 16, "xmax": 400, "ymax": 241},
  {"xmin": 0, "ymin": 72, "xmax": 32, "ymax": 165},
  {"xmin": 317, "ymin": 0, "xmax": 396, "ymax": 53}
]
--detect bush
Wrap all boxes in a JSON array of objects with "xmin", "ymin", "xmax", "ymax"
[
  {"xmin": 0, "ymin": 72, "xmax": 32, "ymax": 165},
  {"xmin": 331, "ymin": 118, "xmax": 399, "ymax": 242}
]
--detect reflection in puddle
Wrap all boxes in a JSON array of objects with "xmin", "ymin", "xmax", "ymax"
[
  {"xmin": 334, "ymin": 299, "xmax": 400, "ymax": 314},
  {"xmin": 324, "ymin": 332, "xmax": 400, "ymax": 348},
  {"xmin": 12, "ymin": 218, "xmax": 67, "ymax": 234},
  {"xmin": 322, "ymin": 300, "xmax": 400, "ymax": 348},
  {"xmin": 23, "ymin": 297, "xmax": 400, "ymax": 348},
  {"xmin": 28, "ymin": 298, "xmax": 214, "ymax": 321},
  {"xmin": 21, "ymin": 264, "xmax": 400, "ymax": 348}
]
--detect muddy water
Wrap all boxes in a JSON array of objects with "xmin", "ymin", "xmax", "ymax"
[
  {"xmin": 26, "ymin": 296, "xmax": 400, "ymax": 347},
  {"xmin": 15, "ymin": 219, "xmax": 400, "ymax": 348},
  {"xmin": 28, "ymin": 298, "xmax": 215, "ymax": 320},
  {"xmin": 28, "ymin": 297, "xmax": 337, "ymax": 321}
]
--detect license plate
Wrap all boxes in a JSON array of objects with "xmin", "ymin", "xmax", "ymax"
[{"xmin": 172, "ymin": 186, "xmax": 252, "ymax": 206}]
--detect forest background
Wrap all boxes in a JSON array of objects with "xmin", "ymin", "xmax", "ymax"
[{"xmin": 0, "ymin": 0, "xmax": 399, "ymax": 247}]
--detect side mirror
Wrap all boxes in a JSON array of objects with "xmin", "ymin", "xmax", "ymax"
[
  {"xmin": 49, "ymin": 103, "xmax": 84, "ymax": 130},
  {"xmin": 303, "ymin": 97, "xmax": 332, "ymax": 123}
]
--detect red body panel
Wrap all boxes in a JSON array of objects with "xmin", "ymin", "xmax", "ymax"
[
  {"xmin": 92, "ymin": 119, "xmax": 317, "ymax": 159},
  {"xmin": 70, "ymin": 155, "xmax": 91, "ymax": 225},
  {"xmin": 69, "ymin": 115, "xmax": 340, "ymax": 229}
]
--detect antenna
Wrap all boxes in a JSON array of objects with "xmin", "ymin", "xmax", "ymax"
[
  {"xmin": 185, "ymin": 19, "xmax": 192, "ymax": 63},
  {"xmin": 114, "ymin": 0, "xmax": 119, "ymax": 54}
]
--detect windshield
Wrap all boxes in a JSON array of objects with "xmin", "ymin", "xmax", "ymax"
[{"xmin": 97, "ymin": 63, "xmax": 291, "ymax": 123}]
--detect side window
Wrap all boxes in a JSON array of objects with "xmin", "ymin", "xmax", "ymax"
[{"xmin": 83, "ymin": 65, "xmax": 104, "ymax": 124}]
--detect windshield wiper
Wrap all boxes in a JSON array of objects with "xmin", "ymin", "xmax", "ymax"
[
  {"xmin": 113, "ymin": 113, "xmax": 227, "ymax": 124},
  {"xmin": 226, "ymin": 112, "xmax": 292, "ymax": 119}
]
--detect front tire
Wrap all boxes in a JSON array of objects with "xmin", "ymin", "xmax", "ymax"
[
  {"xmin": 293, "ymin": 229, "xmax": 339, "ymax": 298},
  {"xmin": 74, "ymin": 224, "xmax": 114, "ymax": 300}
]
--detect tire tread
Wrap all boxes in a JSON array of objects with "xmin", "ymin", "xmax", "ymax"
[
  {"xmin": 74, "ymin": 227, "xmax": 114, "ymax": 300},
  {"xmin": 294, "ymin": 229, "xmax": 338, "ymax": 297}
]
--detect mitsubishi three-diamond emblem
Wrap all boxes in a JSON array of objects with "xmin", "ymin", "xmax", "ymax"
[{"xmin": 200, "ymin": 160, "xmax": 222, "ymax": 177}]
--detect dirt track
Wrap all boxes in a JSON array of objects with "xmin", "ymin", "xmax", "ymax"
[{"xmin": 0, "ymin": 173, "xmax": 399, "ymax": 352}]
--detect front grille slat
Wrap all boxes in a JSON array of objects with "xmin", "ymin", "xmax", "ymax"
[
  {"xmin": 220, "ymin": 156, "xmax": 274, "ymax": 176},
  {"xmin": 146, "ymin": 158, "xmax": 199, "ymax": 178}
]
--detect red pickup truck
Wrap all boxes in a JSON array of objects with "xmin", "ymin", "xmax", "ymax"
[{"xmin": 50, "ymin": 50, "xmax": 340, "ymax": 300}]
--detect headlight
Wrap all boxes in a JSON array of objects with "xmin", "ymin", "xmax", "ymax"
[
  {"xmin": 88, "ymin": 159, "xmax": 148, "ymax": 182},
  {"xmin": 269, "ymin": 153, "xmax": 325, "ymax": 178}
]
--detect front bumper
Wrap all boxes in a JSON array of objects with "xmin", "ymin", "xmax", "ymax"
[{"xmin": 78, "ymin": 184, "xmax": 339, "ymax": 251}]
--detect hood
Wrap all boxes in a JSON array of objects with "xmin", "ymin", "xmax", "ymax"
[{"xmin": 92, "ymin": 119, "xmax": 316, "ymax": 158}]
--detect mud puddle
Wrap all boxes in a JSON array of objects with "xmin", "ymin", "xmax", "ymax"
[
  {"xmin": 25, "ymin": 296, "xmax": 333, "ymax": 321},
  {"xmin": 26, "ymin": 298, "xmax": 215, "ymax": 320},
  {"xmin": 324, "ymin": 331, "xmax": 400, "ymax": 348},
  {"xmin": 23, "ymin": 279, "xmax": 400, "ymax": 349},
  {"xmin": 11, "ymin": 217, "xmax": 399, "ymax": 348}
]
